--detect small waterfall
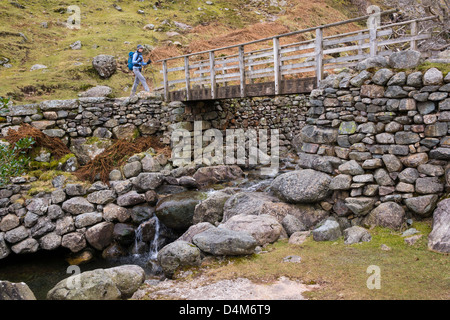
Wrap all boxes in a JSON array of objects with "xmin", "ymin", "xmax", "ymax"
[
  {"xmin": 148, "ymin": 216, "xmax": 160, "ymax": 260},
  {"xmin": 133, "ymin": 224, "xmax": 144, "ymax": 258}
]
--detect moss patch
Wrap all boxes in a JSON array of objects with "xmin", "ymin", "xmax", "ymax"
[{"xmin": 416, "ymin": 62, "xmax": 450, "ymax": 77}]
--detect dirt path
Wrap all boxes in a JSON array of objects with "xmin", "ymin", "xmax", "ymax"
[{"xmin": 132, "ymin": 275, "xmax": 318, "ymax": 300}]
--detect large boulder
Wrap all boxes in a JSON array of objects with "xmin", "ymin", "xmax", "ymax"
[
  {"xmin": 92, "ymin": 54, "xmax": 117, "ymax": 78},
  {"xmin": 193, "ymin": 165, "xmax": 244, "ymax": 187},
  {"xmin": 193, "ymin": 190, "xmax": 235, "ymax": 225},
  {"xmin": 192, "ymin": 228, "xmax": 257, "ymax": 256},
  {"xmin": 428, "ymin": 199, "xmax": 450, "ymax": 253},
  {"xmin": 222, "ymin": 192, "xmax": 283, "ymax": 222},
  {"xmin": 270, "ymin": 169, "xmax": 331, "ymax": 203},
  {"xmin": 364, "ymin": 202, "xmax": 405, "ymax": 230},
  {"xmin": 177, "ymin": 222, "xmax": 215, "ymax": 243},
  {"xmin": 78, "ymin": 85, "xmax": 112, "ymax": 98},
  {"xmin": 388, "ymin": 50, "xmax": 421, "ymax": 69},
  {"xmin": 312, "ymin": 219, "xmax": 342, "ymax": 241},
  {"xmin": 404, "ymin": 195, "xmax": 439, "ymax": 217},
  {"xmin": 219, "ymin": 214, "xmax": 283, "ymax": 246},
  {"xmin": 0, "ymin": 281, "xmax": 36, "ymax": 300},
  {"xmin": 47, "ymin": 265, "xmax": 145, "ymax": 300},
  {"xmin": 157, "ymin": 241, "xmax": 202, "ymax": 278},
  {"xmin": 155, "ymin": 191, "xmax": 206, "ymax": 231},
  {"xmin": 344, "ymin": 226, "xmax": 372, "ymax": 245}
]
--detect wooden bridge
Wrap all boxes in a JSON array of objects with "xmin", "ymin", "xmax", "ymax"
[{"xmin": 157, "ymin": 9, "xmax": 437, "ymax": 102}]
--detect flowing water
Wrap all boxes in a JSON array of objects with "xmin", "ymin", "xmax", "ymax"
[{"xmin": 0, "ymin": 171, "xmax": 279, "ymax": 300}]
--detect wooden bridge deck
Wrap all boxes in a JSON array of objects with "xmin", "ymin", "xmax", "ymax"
[{"xmin": 157, "ymin": 9, "xmax": 436, "ymax": 102}]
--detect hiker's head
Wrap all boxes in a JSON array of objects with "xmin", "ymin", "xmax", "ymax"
[{"xmin": 137, "ymin": 44, "xmax": 144, "ymax": 53}]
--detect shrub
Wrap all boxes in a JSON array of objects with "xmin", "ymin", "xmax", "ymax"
[{"xmin": 0, "ymin": 137, "xmax": 35, "ymax": 186}]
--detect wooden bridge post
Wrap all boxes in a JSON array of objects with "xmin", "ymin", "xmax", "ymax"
[
  {"xmin": 315, "ymin": 28, "xmax": 323, "ymax": 88},
  {"xmin": 369, "ymin": 21, "xmax": 377, "ymax": 57},
  {"xmin": 410, "ymin": 20, "xmax": 418, "ymax": 51},
  {"xmin": 209, "ymin": 51, "xmax": 216, "ymax": 99},
  {"xmin": 239, "ymin": 45, "xmax": 246, "ymax": 98},
  {"xmin": 163, "ymin": 60, "xmax": 169, "ymax": 101},
  {"xmin": 184, "ymin": 56, "xmax": 191, "ymax": 101},
  {"xmin": 273, "ymin": 37, "xmax": 281, "ymax": 95}
]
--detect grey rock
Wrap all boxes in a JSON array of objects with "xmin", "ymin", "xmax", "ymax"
[
  {"xmin": 372, "ymin": 68, "xmax": 394, "ymax": 86},
  {"xmin": 0, "ymin": 281, "xmax": 36, "ymax": 300},
  {"xmin": 87, "ymin": 190, "xmax": 116, "ymax": 205},
  {"xmin": 356, "ymin": 56, "xmax": 388, "ymax": 70},
  {"xmin": 428, "ymin": 199, "xmax": 450, "ymax": 253},
  {"xmin": 312, "ymin": 219, "xmax": 342, "ymax": 241},
  {"xmin": 75, "ymin": 212, "xmax": 103, "ymax": 228},
  {"xmin": 65, "ymin": 184, "xmax": 86, "ymax": 196},
  {"xmin": 133, "ymin": 172, "xmax": 164, "ymax": 192},
  {"xmin": 157, "ymin": 241, "xmax": 202, "ymax": 278},
  {"xmin": 92, "ymin": 54, "xmax": 117, "ymax": 78},
  {"xmin": 350, "ymin": 70, "xmax": 372, "ymax": 87},
  {"xmin": 78, "ymin": 85, "xmax": 112, "ymax": 98},
  {"xmin": 5, "ymin": 226, "xmax": 29, "ymax": 244},
  {"xmin": 193, "ymin": 190, "xmax": 233, "ymax": 225},
  {"xmin": 385, "ymin": 86, "xmax": 408, "ymax": 98},
  {"xmin": 345, "ymin": 197, "xmax": 375, "ymax": 216},
  {"xmin": 192, "ymin": 228, "xmax": 257, "ymax": 256},
  {"xmin": 39, "ymin": 232, "xmax": 62, "ymax": 250},
  {"xmin": 192, "ymin": 165, "xmax": 244, "ymax": 187},
  {"xmin": 116, "ymin": 191, "xmax": 146, "ymax": 207},
  {"xmin": 395, "ymin": 131, "xmax": 420, "ymax": 144},
  {"xmin": 415, "ymin": 177, "xmax": 444, "ymax": 194},
  {"xmin": 85, "ymin": 222, "xmax": 114, "ymax": 250},
  {"xmin": 178, "ymin": 222, "xmax": 215, "ymax": 243},
  {"xmin": 271, "ymin": 169, "xmax": 331, "ymax": 203},
  {"xmin": 282, "ymin": 214, "xmax": 307, "ymax": 236},
  {"xmin": 62, "ymin": 197, "xmax": 95, "ymax": 215},
  {"xmin": 388, "ymin": 50, "xmax": 421, "ymax": 69},
  {"xmin": 61, "ymin": 232, "xmax": 86, "ymax": 253},
  {"xmin": 405, "ymin": 195, "xmax": 439, "ymax": 217},
  {"xmin": 344, "ymin": 226, "xmax": 371, "ymax": 244},
  {"xmin": 26, "ymin": 198, "xmax": 49, "ymax": 215},
  {"xmin": 398, "ymin": 168, "xmax": 419, "ymax": 184},
  {"xmin": 47, "ymin": 205, "xmax": 64, "ymax": 220},
  {"xmin": 364, "ymin": 202, "xmax": 405, "ymax": 230},
  {"xmin": 155, "ymin": 191, "xmax": 206, "ymax": 230},
  {"xmin": 123, "ymin": 161, "xmax": 142, "ymax": 179},
  {"xmin": 219, "ymin": 214, "xmax": 283, "ymax": 246},
  {"xmin": 55, "ymin": 216, "xmax": 74, "ymax": 236},
  {"xmin": 103, "ymin": 203, "xmax": 130, "ymax": 223},
  {"xmin": 0, "ymin": 214, "xmax": 20, "ymax": 232},
  {"xmin": 407, "ymin": 71, "xmax": 423, "ymax": 87},
  {"xmin": 11, "ymin": 238, "xmax": 39, "ymax": 254},
  {"xmin": 338, "ymin": 160, "xmax": 364, "ymax": 175},
  {"xmin": 299, "ymin": 125, "xmax": 338, "ymax": 144},
  {"xmin": 382, "ymin": 154, "xmax": 403, "ymax": 172},
  {"xmin": 423, "ymin": 67, "xmax": 443, "ymax": 86}
]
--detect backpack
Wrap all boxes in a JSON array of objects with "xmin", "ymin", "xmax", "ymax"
[{"xmin": 127, "ymin": 51, "xmax": 135, "ymax": 71}]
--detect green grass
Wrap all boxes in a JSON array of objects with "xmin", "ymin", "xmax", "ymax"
[
  {"xmin": 0, "ymin": 0, "xmax": 364, "ymax": 104},
  {"xmin": 0, "ymin": 0, "xmax": 266, "ymax": 103},
  {"xmin": 416, "ymin": 61, "xmax": 450, "ymax": 77},
  {"xmin": 196, "ymin": 221, "xmax": 449, "ymax": 300}
]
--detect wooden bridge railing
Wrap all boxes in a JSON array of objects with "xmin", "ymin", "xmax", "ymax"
[{"xmin": 157, "ymin": 9, "xmax": 437, "ymax": 102}]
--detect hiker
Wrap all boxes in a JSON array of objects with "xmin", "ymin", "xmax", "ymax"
[{"xmin": 130, "ymin": 44, "xmax": 152, "ymax": 96}]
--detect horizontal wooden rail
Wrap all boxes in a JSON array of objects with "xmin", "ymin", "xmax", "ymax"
[{"xmin": 158, "ymin": 10, "xmax": 438, "ymax": 102}]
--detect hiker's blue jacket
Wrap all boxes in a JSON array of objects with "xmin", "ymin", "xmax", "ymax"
[{"xmin": 132, "ymin": 52, "xmax": 148, "ymax": 68}]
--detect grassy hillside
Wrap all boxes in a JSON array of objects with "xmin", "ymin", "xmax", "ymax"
[{"xmin": 0, "ymin": 0, "xmax": 366, "ymax": 104}]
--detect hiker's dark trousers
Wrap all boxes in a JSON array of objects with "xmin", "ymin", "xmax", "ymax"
[{"xmin": 132, "ymin": 67, "xmax": 150, "ymax": 94}]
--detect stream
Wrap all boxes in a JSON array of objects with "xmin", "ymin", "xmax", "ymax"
[{"xmin": 0, "ymin": 167, "xmax": 285, "ymax": 300}]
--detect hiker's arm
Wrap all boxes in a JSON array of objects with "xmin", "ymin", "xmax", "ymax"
[{"xmin": 132, "ymin": 53, "xmax": 141, "ymax": 66}]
